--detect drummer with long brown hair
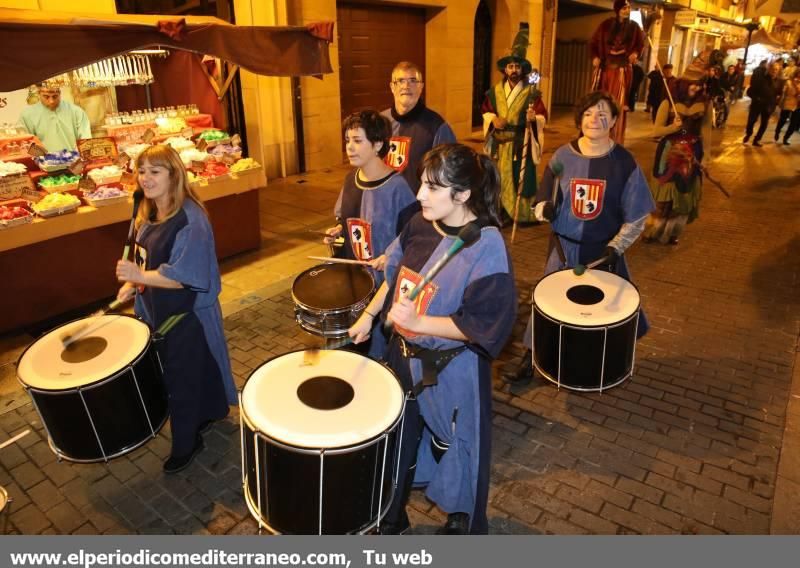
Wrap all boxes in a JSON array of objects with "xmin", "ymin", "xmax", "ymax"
[
  {"xmin": 504, "ymin": 91, "xmax": 654, "ymax": 384},
  {"xmin": 115, "ymin": 145, "xmax": 233, "ymax": 473}
]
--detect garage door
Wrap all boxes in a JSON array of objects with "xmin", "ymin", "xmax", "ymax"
[{"xmin": 337, "ymin": 2, "xmax": 427, "ymax": 120}]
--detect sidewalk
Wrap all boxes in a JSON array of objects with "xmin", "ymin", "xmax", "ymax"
[{"xmin": 0, "ymin": 99, "xmax": 797, "ymax": 534}]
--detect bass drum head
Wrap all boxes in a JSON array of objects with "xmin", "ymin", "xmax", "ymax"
[
  {"xmin": 241, "ymin": 349, "xmax": 403, "ymax": 449},
  {"xmin": 533, "ymin": 268, "xmax": 640, "ymax": 327},
  {"xmin": 17, "ymin": 315, "xmax": 151, "ymax": 391},
  {"xmin": 292, "ymin": 264, "xmax": 374, "ymax": 311}
]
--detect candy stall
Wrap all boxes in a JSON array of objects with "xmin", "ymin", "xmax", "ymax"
[{"xmin": 0, "ymin": 9, "xmax": 333, "ymax": 333}]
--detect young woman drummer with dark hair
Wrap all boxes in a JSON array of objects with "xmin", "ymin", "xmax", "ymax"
[
  {"xmin": 349, "ymin": 143, "xmax": 517, "ymax": 535},
  {"xmin": 504, "ymin": 91, "xmax": 654, "ymax": 384}
]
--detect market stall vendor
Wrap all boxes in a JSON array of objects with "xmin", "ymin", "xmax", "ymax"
[{"xmin": 18, "ymin": 86, "xmax": 91, "ymax": 152}]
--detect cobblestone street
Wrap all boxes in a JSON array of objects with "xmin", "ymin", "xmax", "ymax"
[{"xmin": 0, "ymin": 100, "xmax": 798, "ymax": 535}]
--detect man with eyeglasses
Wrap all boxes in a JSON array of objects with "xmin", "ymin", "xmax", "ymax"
[
  {"xmin": 381, "ymin": 61, "xmax": 456, "ymax": 194},
  {"xmin": 481, "ymin": 29, "xmax": 548, "ymax": 225}
]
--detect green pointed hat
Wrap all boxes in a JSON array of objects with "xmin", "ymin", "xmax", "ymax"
[{"xmin": 497, "ymin": 27, "xmax": 532, "ymax": 75}]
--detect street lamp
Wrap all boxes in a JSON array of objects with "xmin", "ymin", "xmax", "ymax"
[{"xmin": 742, "ymin": 21, "xmax": 760, "ymax": 71}]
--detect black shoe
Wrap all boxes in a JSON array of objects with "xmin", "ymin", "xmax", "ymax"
[
  {"xmin": 783, "ymin": 141, "xmax": 791, "ymax": 146},
  {"xmin": 502, "ymin": 350, "xmax": 533, "ymax": 384},
  {"xmin": 163, "ymin": 436, "xmax": 205, "ymax": 474},
  {"xmin": 436, "ymin": 513, "xmax": 470, "ymax": 535},
  {"xmin": 774, "ymin": 133, "xmax": 780, "ymax": 142},
  {"xmin": 379, "ymin": 512, "xmax": 410, "ymax": 535},
  {"xmin": 752, "ymin": 140, "xmax": 762, "ymax": 147},
  {"xmin": 667, "ymin": 236, "xmax": 679, "ymax": 246},
  {"xmin": 743, "ymin": 135, "xmax": 750, "ymax": 144}
]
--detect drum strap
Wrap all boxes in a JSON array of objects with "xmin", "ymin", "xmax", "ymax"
[
  {"xmin": 555, "ymin": 232, "xmax": 616, "ymax": 246},
  {"xmin": 397, "ymin": 336, "xmax": 467, "ymax": 396}
]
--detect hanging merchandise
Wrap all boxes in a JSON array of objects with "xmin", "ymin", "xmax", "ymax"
[{"xmin": 40, "ymin": 52, "xmax": 165, "ymax": 89}]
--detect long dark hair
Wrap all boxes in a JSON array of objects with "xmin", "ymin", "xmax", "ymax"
[{"xmin": 419, "ymin": 144, "xmax": 502, "ymax": 228}]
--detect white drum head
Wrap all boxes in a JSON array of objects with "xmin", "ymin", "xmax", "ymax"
[
  {"xmin": 242, "ymin": 350, "xmax": 403, "ymax": 449},
  {"xmin": 534, "ymin": 269, "xmax": 640, "ymax": 327},
  {"xmin": 17, "ymin": 315, "xmax": 151, "ymax": 391}
]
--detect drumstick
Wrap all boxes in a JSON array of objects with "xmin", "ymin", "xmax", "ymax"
[
  {"xmin": 573, "ymin": 255, "xmax": 611, "ymax": 276},
  {"xmin": 122, "ymin": 189, "xmax": 144, "ymax": 261},
  {"xmin": 0, "ymin": 429, "xmax": 30, "ymax": 450},
  {"xmin": 307, "ymin": 255, "xmax": 372, "ymax": 266},
  {"xmin": 60, "ymin": 295, "xmax": 134, "ymax": 347}
]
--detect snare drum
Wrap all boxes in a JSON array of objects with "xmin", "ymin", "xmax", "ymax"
[
  {"xmin": 292, "ymin": 263, "xmax": 375, "ymax": 338},
  {"xmin": 16, "ymin": 315, "xmax": 168, "ymax": 462},
  {"xmin": 240, "ymin": 349, "xmax": 404, "ymax": 534},
  {"xmin": 532, "ymin": 269, "xmax": 640, "ymax": 392}
]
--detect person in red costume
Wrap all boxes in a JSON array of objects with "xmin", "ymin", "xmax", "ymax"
[{"xmin": 590, "ymin": 0, "xmax": 645, "ymax": 143}]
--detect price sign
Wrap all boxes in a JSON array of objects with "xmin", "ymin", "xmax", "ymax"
[
  {"xmin": 68, "ymin": 160, "xmax": 85, "ymax": 176},
  {"xmin": 0, "ymin": 173, "xmax": 35, "ymax": 201},
  {"xmin": 230, "ymin": 134, "xmax": 242, "ymax": 147},
  {"xmin": 196, "ymin": 138, "xmax": 209, "ymax": 152},
  {"xmin": 181, "ymin": 127, "xmax": 194, "ymax": 139},
  {"xmin": 191, "ymin": 160, "xmax": 207, "ymax": 172},
  {"xmin": 27, "ymin": 144, "xmax": 47, "ymax": 158},
  {"xmin": 141, "ymin": 129, "xmax": 156, "ymax": 144},
  {"xmin": 77, "ymin": 137, "xmax": 119, "ymax": 163},
  {"xmin": 79, "ymin": 177, "xmax": 97, "ymax": 192}
]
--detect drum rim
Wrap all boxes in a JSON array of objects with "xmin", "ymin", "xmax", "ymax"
[
  {"xmin": 16, "ymin": 314, "xmax": 152, "ymax": 392},
  {"xmin": 532, "ymin": 301, "xmax": 641, "ymax": 329},
  {"xmin": 291, "ymin": 263, "xmax": 375, "ymax": 312},
  {"xmin": 240, "ymin": 348, "xmax": 404, "ymax": 450},
  {"xmin": 0, "ymin": 485, "xmax": 7, "ymax": 510},
  {"xmin": 533, "ymin": 268, "xmax": 641, "ymax": 327}
]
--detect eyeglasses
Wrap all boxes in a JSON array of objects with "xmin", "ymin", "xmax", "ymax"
[{"xmin": 392, "ymin": 78, "xmax": 421, "ymax": 86}]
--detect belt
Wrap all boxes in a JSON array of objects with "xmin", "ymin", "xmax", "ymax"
[
  {"xmin": 555, "ymin": 232, "xmax": 615, "ymax": 246},
  {"xmin": 396, "ymin": 336, "xmax": 467, "ymax": 397}
]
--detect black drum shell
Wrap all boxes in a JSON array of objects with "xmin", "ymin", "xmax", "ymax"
[
  {"xmin": 533, "ymin": 304, "xmax": 639, "ymax": 391},
  {"xmin": 18, "ymin": 319, "xmax": 168, "ymax": 462},
  {"xmin": 241, "ymin": 415, "xmax": 400, "ymax": 534}
]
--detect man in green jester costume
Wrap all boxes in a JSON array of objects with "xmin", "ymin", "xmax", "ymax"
[{"xmin": 481, "ymin": 28, "xmax": 548, "ymax": 224}]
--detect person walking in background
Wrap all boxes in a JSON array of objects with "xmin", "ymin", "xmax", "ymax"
[
  {"xmin": 774, "ymin": 72, "xmax": 800, "ymax": 145},
  {"xmin": 744, "ymin": 61, "xmax": 783, "ymax": 147},
  {"xmin": 646, "ymin": 64, "xmax": 676, "ymax": 123}
]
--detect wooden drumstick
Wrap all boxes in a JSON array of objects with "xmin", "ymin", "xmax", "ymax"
[
  {"xmin": 0, "ymin": 429, "xmax": 30, "ymax": 450},
  {"xmin": 60, "ymin": 295, "xmax": 134, "ymax": 347},
  {"xmin": 307, "ymin": 255, "xmax": 372, "ymax": 266}
]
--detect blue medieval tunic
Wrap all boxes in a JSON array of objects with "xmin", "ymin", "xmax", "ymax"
[
  {"xmin": 380, "ymin": 214, "xmax": 516, "ymax": 533},
  {"xmin": 133, "ymin": 200, "xmax": 232, "ymax": 454},
  {"xmin": 523, "ymin": 140, "xmax": 654, "ymax": 348},
  {"xmin": 335, "ymin": 169, "xmax": 418, "ymax": 357},
  {"xmin": 334, "ymin": 169, "xmax": 419, "ymax": 287},
  {"xmin": 381, "ymin": 103, "xmax": 456, "ymax": 194}
]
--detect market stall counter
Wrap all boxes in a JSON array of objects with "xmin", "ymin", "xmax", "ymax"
[{"xmin": 0, "ymin": 169, "xmax": 264, "ymax": 334}]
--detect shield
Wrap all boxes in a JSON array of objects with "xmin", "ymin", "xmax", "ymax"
[
  {"xmin": 570, "ymin": 178, "xmax": 606, "ymax": 220},
  {"xmin": 346, "ymin": 218, "xmax": 373, "ymax": 261},
  {"xmin": 394, "ymin": 266, "xmax": 438, "ymax": 338},
  {"xmin": 385, "ymin": 136, "xmax": 412, "ymax": 172}
]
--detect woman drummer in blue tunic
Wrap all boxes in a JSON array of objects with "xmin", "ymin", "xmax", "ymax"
[
  {"xmin": 115, "ymin": 145, "xmax": 233, "ymax": 474},
  {"xmin": 504, "ymin": 90, "xmax": 654, "ymax": 383},
  {"xmin": 349, "ymin": 144, "xmax": 517, "ymax": 534}
]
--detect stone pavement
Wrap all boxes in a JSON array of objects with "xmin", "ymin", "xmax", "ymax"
[{"xmin": 0, "ymin": 100, "xmax": 797, "ymax": 534}]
